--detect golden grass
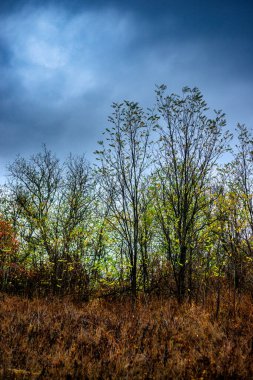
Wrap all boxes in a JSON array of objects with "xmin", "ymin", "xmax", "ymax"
[{"xmin": 0, "ymin": 293, "xmax": 253, "ymax": 379}]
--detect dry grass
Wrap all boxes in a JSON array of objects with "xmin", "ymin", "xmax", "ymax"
[{"xmin": 0, "ymin": 293, "xmax": 253, "ymax": 379}]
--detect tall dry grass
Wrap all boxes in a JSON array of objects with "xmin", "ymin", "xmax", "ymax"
[{"xmin": 0, "ymin": 292, "xmax": 253, "ymax": 379}]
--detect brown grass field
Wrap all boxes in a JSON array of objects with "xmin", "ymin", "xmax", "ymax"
[{"xmin": 0, "ymin": 292, "xmax": 253, "ymax": 379}]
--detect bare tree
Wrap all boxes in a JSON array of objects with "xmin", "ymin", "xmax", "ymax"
[
  {"xmin": 8, "ymin": 146, "xmax": 93, "ymax": 293},
  {"xmin": 95, "ymin": 101, "xmax": 157, "ymax": 297}
]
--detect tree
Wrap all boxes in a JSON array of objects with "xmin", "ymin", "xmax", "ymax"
[
  {"xmin": 154, "ymin": 85, "xmax": 232, "ymax": 301},
  {"xmin": 8, "ymin": 146, "xmax": 93, "ymax": 294},
  {"xmin": 232, "ymin": 124, "xmax": 253, "ymax": 237},
  {"xmin": 215, "ymin": 125, "xmax": 253, "ymax": 295},
  {"xmin": 95, "ymin": 101, "xmax": 157, "ymax": 297},
  {"xmin": 8, "ymin": 146, "xmax": 61, "ymax": 269}
]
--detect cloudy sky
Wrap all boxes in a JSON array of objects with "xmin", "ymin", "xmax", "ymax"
[{"xmin": 0, "ymin": 0, "xmax": 252, "ymax": 180}]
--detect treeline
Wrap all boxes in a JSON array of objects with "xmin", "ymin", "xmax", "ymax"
[{"xmin": 0, "ymin": 86, "xmax": 253, "ymax": 304}]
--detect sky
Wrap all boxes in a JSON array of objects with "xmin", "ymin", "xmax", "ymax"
[{"xmin": 0, "ymin": 0, "xmax": 253, "ymax": 181}]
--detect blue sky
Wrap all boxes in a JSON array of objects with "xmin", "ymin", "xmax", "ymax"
[{"xmin": 0, "ymin": 0, "xmax": 253, "ymax": 180}]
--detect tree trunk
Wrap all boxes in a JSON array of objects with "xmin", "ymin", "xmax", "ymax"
[
  {"xmin": 130, "ymin": 261, "xmax": 137, "ymax": 299},
  {"xmin": 178, "ymin": 244, "xmax": 187, "ymax": 302}
]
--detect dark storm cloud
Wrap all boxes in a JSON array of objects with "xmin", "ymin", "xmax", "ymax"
[
  {"xmin": 0, "ymin": 5, "xmax": 133, "ymax": 152},
  {"xmin": 0, "ymin": 0, "xmax": 252, "ymax": 181}
]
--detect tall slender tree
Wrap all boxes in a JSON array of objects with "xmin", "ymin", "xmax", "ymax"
[
  {"xmin": 95, "ymin": 101, "xmax": 157, "ymax": 297},
  {"xmin": 155, "ymin": 85, "xmax": 231, "ymax": 300}
]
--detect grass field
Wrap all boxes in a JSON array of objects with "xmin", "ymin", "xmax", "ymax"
[{"xmin": 0, "ymin": 292, "xmax": 253, "ymax": 379}]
